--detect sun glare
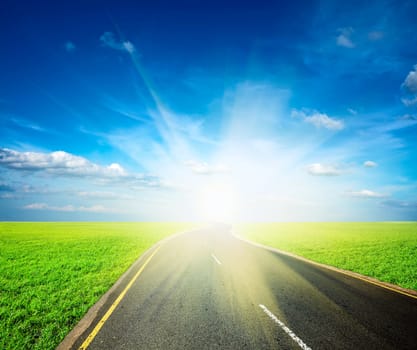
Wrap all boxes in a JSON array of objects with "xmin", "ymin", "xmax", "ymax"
[{"xmin": 197, "ymin": 183, "xmax": 237, "ymax": 223}]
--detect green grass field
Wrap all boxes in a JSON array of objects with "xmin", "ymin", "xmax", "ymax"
[
  {"xmin": 238, "ymin": 222, "xmax": 417, "ymax": 291},
  {"xmin": 0, "ymin": 222, "xmax": 194, "ymax": 350}
]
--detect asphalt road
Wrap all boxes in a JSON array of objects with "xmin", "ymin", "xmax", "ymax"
[{"xmin": 72, "ymin": 226, "xmax": 417, "ymax": 350}]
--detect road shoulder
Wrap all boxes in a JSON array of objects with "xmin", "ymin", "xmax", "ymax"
[
  {"xmin": 233, "ymin": 232, "xmax": 417, "ymax": 300},
  {"xmin": 57, "ymin": 229, "xmax": 194, "ymax": 350}
]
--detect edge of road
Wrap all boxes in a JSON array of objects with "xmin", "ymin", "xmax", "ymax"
[
  {"xmin": 232, "ymin": 231, "xmax": 417, "ymax": 300},
  {"xmin": 56, "ymin": 228, "xmax": 198, "ymax": 350}
]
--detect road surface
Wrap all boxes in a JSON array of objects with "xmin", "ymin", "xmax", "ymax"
[{"xmin": 71, "ymin": 226, "xmax": 417, "ymax": 349}]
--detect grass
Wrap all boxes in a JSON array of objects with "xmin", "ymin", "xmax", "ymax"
[
  {"xmin": 0, "ymin": 222, "xmax": 195, "ymax": 350},
  {"xmin": 238, "ymin": 222, "xmax": 417, "ymax": 291}
]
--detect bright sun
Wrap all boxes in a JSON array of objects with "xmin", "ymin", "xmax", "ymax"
[{"xmin": 197, "ymin": 183, "xmax": 237, "ymax": 223}]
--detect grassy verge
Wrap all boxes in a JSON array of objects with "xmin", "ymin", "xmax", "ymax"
[
  {"xmin": 0, "ymin": 222, "xmax": 195, "ymax": 350},
  {"xmin": 238, "ymin": 222, "xmax": 417, "ymax": 291}
]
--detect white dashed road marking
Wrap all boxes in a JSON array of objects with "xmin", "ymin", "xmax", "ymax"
[
  {"xmin": 259, "ymin": 304, "xmax": 312, "ymax": 350},
  {"xmin": 211, "ymin": 253, "xmax": 222, "ymax": 265}
]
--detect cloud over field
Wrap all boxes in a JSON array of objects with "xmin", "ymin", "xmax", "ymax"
[
  {"xmin": 307, "ymin": 163, "xmax": 343, "ymax": 176},
  {"xmin": 381, "ymin": 200, "xmax": 417, "ymax": 208},
  {"xmin": 23, "ymin": 202, "xmax": 114, "ymax": 213},
  {"xmin": 0, "ymin": 148, "xmax": 163, "ymax": 188},
  {"xmin": 292, "ymin": 109, "xmax": 344, "ymax": 130},
  {"xmin": 76, "ymin": 191, "xmax": 134, "ymax": 200},
  {"xmin": 345, "ymin": 189, "xmax": 385, "ymax": 198}
]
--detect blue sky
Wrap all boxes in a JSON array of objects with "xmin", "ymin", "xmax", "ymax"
[{"xmin": 1, "ymin": 0, "xmax": 417, "ymax": 221}]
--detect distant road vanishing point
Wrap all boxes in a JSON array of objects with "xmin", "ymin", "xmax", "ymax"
[{"xmin": 67, "ymin": 226, "xmax": 417, "ymax": 350}]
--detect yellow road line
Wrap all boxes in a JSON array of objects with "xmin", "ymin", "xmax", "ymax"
[{"xmin": 79, "ymin": 246, "xmax": 161, "ymax": 350}]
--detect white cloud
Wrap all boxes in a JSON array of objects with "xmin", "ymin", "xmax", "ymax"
[
  {"xmin": 381, "ymin": 200, "xmax": 417, "ymax": 208},
  {"xmin": 307, "ymin": 163, "xmax": 343, "ymax": 176},
  {"xmin": 347, "ymin": 108, "xmax": 357, "ymax": 115},
  {"xmin": 64, "ymin": 41, "xmax": 76, "ymax": 52},
  {"xmin": 100, "ymin": 32, "xmax": 120, "ymax": 50},
  {"xmin": 345, "ymin": 189, "xmax": 385, "ymax": 198},
  {"xmin": 337, "ymin": 35, "xmax": 354, "ymax": 48},
  {"xmin": 122, "ymin": 41, "xmax": 135, "ymax": 54},
  {"xmin": 336, "ymin": 27, "xmax": 355, "ymax": 48},
  {"xmin": 305, "ymin": 114, "xmax": 344, "ymax": 130},
  {"xmin": 100, "ymin": 32, "xmax": 135, "ymax": 54},
  {"xmin": 107, "ymin": 163, "xmax": 125, "ymax": 174},
  {"xmin": 185, "ymin": 160, "xmax": 229, "ymax": 175},
  {"xmin": 24, "ymin": 203, "xmax": 48, "ymax": 210},
  {"xmin": 401, "ymin": 96, "xmax": 417, "ymax": 106},
  {"xmin": 363, "ymin": 160, "xmax": 377, "ymax": 168},
  {"xmin": 401, "ymin": 64, "xmax": 417, "ymax": 108},
  {"xmin": 292, "ymin": 109, "xmax": 344, "ymax": 130},
  {"xmin": 77, "ymin": 191, "xmax": 134, "ymax": 200},
  {"xmin": 402, "ymin": 64, "xmax": 417, "ymax": 94},
  {"xmin": 0, "ymin": 148, "xmax": 162, "ymax": 188},
  {"xmin": 0, "ymin": 148, "xmax": 125, "ymax": 176},
  {"xmin": 23, "ymin": 203, "xmax": 113, "ymax": 213}
]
